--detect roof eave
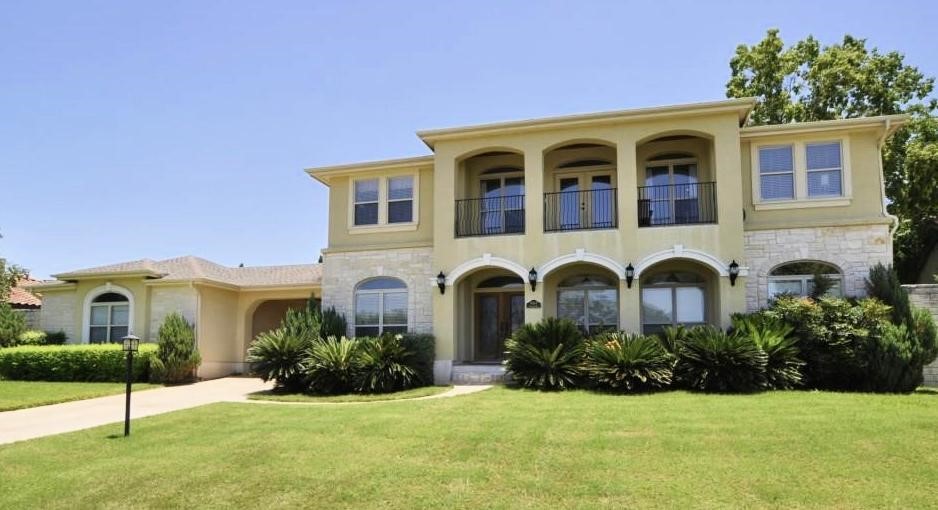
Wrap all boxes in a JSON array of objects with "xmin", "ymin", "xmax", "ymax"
[
  {"xmin": 739, "ymin": 114, "xmax": 909, "ymax": 139},
  {"xmin": 416, "ymin": 97, "xmax": 758, "ymax": 148},
  {"xmin": 50, "ymin": 270, "xmax": 166, "ymax": 281},
  {"xmin": 305, "ymin": 155, "xmax": 434, "ymax": 185}
]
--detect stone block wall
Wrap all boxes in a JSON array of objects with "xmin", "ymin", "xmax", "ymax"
[
  {"xmin": 744, "ymin": 224, "xmax": 892, "ymax": 311},
  {"xmin": 905, "ymin": 284, "xmax": 938, "ymax": 387},
  {"xmin": 321, "ymin": 247, "xmax": 433, "ymax": 337},
  {"xmin": 148, "ymin": 285, "xmax": 199, "ymax": 340},
  {"xmin": 38, "ymin": 291, "xmax": 77, "ymax": 342}
]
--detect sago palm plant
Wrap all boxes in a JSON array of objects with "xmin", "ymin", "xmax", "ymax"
[
  {"xmin": 246, "ymin": 328, "xmax": 310, "ymax": 392},
  {"xmin": 732, "ymin": 313, "xmax": 803, "ymax": 389},
  {"xmin": 675, "ymin": 326, "xmax": 768, "ymax": 393},
  {"xmin": 305, "ymin": 337, "xmax": 362, "ymax": 394},
  {"xmin": 503, "ymin": 318, "xmax": 585, "ymax": 390},
  {"xmin": 583, "ymin": 332, "xmax": 673, "ymax": 392}
]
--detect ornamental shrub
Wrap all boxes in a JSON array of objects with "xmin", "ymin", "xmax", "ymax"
[
  {"xmin": 866, "ymin": 263, "xmax": 911, "ymax": 324},
  {"xmin": 357, "ymin": 334, "xmax": 420, "ymax": 394},
  {"xmin": 399, "ymin": 333, "xmax": 435, "ymax": 386},
  {"xmin": 43, "ymin": 330, "xmax": 68, "ymax": 345},
  {"xmin": 504, "ymin": 318, "xmax": 585, "ymax": 390},
  {"xmin": 583, "ymin": 332, "xmax": 673, "ymax": 392},
  {"xmin": 0, "ymin": 303, "xmax": 27, "ymax": 347},
  {"xmin": 319, "ymin": 306, "xmax": 348, "ymax": 339},
  {"xmin": 305, "ymin": 337, "xmax": 361, "ymax": 394},
  {"xmin": 247, "ymin": 328, "xmax": 310, "ymax": 392},
  {"xmin": 16, "ymin": 330, "xmax": 47, "ymax": 346},
  {"xmin": 0, "ymin": 344, "xmax": 156, "ymax": 381},
  {"xmin": 150, "ymin": 312, "xmax": 201, "ymax": 384},
  {"xmin": 675, "ymin": 326, "xmax": 768, "ymax": 393},
  {"xmin": 731, "ymin": 314, "xmax": 803, "ymax": 389}
]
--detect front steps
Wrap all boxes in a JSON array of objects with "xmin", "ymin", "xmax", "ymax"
[{"xmin": 451, "ymin": 363, "xmax": 507, "ymax": 385}]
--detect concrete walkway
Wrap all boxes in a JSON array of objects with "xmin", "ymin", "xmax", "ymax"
[
  {"xmin": 0, "ymin": 378, "xmax": 492, "ymax": 445},
  {"xmin": 0, "ymin": 377, "xmax": 271, "ymax": 445}
]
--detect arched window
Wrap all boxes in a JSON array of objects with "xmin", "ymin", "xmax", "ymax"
[
  {"xmin": 768, "ymin": 261, "xmax": 843, "ymax": 300},
  {"xmin": 89, "ymin": 292, "xmax": 130, "ymax": 343},
  {"xmin": 354, "ymin": 277, "xmax": 408, "ymax": 337},
  {"xmin": 641, "ymin": 270, "xmax": 706, "ymax": 335},
  {"xmin": 557, "ymin": 274, "xmax": 618, "ymax": 335}
]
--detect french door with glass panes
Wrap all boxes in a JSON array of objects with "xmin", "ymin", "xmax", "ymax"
[
  {"xmin": 555, "ymin": 172, "xmax": 615, "ymax": 230},
  {"xmin": 480, "ymin": 176, "xmax": 524, "ymax": 234},
  {"xmin": 644, "ymin": 159, "xmax": 699, "ymax": 225}
]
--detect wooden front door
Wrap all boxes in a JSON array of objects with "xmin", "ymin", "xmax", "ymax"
[{"xmin": 475, "ymin": 292, "xmax": 525, "ymax": 361}]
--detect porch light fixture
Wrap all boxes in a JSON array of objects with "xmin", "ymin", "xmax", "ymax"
[
  {"xmin": 728, "ymin": 260, "xmax": 740, "ymax": 286},
  {"xmin": 121, "ymin": 334, "xmax": 140, "ymax": 437},
  {"xmin": 436, "ymin": 271, "xmax": 446, "ymax": 295},
  {"xmin": 625, "ymin": 263, "xmax": 635, "ymax": 288},
  {"xmin": 528, "ymin": 267, "xmax": 538, "ymax": 292}
]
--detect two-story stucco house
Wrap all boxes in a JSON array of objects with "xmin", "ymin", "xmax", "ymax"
[{"xmin": 32, "ymin": 98, "xmax": 905, "ymax": 383}]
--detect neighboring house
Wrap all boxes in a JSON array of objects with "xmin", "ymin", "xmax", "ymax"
[
  {"xmin": 308, "ymin": 98, "xmax": 904, "ymax": 383},
  {"xmin": 29, "ymin": 256, "xmax": 320, "ymax": 378},
  {"xmin": 34, "ymin": 98, "xmax": 906, "ymax": 382},
  {"xmin": 10, "ymin": 277, "xmax": 42, "ymax": 328}
]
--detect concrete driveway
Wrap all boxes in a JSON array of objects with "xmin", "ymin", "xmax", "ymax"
[{"xmin": 0, "ymin": 377, "xmax": 272, "ymax": 445}]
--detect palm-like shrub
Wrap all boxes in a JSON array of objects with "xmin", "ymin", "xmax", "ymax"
[
  {"xmin": 503, "ymin": 318, "xmax": 585, "ymax": 390},
  {"xmin": 246, "ymin": 328, "xmax": 310, "ymax": 392},
  {"xmin": 150, "ymin": 312, "xmax": 201, "ymax": 384},
  {"xmin": 675, "ymin": 326, "xmax": 768, "ymax": 393},
  {"xmin": 656, "ymin": 325, "xmax": 689, "ymax": 357},
  {"xmin": 732, "ymin": 314, "xmax": 803, "ymax": 389},
  {"xmin": 584, "ymin": 332, "xmax": 673, "ymax": 392},
  {"xmin": 357, "ymin": 334, "xmax": 419, "ymax": 393},
  {"xmin": 305, "ymin": 337, "xmax": 362, "ymax": 394}
]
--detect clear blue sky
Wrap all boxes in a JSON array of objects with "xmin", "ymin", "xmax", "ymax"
[{"xmin": 2, "ymin": 0, "xmax": 936, "ymax": 279}]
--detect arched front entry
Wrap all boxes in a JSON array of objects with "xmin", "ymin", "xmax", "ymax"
[
  {"xmin": 639, "ymin": 259, "xmax": 720, "ymax": 335},
  {"xmin": 453, "ymin": 267, "xmax": 526, "ymax": 363},
  {"xmin": 250, "ymin": 298, "xmax": 313, "ymax": 344}
]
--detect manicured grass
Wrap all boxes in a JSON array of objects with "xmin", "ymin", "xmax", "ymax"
[
  {"xmin": 248, "ymin": 385, "xmax": 452, "ymax": 403},
  {"xmin": 0, "ymin": 380, "xmax": 158, "ymax": 411},
  {"xmin": 2, "ymin": 388, "xmax": 938, "ymax": 508}
]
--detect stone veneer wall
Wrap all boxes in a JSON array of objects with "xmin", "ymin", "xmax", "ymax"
[
  {"xmin": 38, "ymin": 291, "xmax": 77, "ymax": 342},
  {"xmin": 744, "ymin": 224, "xmax": 893, "ymax": 311},
  {"xmin": 148, "ymin": 286, "xmax": 198, "ymax": 340},
  {"xmin": 904, "ymin": 284, "xmax": 938, "ymax": 387},
  {"xmin": 321, "ymin": 247, "xmax": 433, "ymax": 337}
]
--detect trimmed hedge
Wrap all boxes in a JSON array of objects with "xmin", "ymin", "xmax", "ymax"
[{"xmin": 0, "ymin": 344, "xmax": 156, "ymax": 382}]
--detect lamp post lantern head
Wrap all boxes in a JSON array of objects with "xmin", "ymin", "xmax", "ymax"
[
  {"xmin": 625, "ymin": 263, "xmax": 635, "ymax": 288},
  {"xmin": 728, "ymin": 260, "xmax": 740, "ymax": 286},
  {"xmin": 436, "ymin": 271, "xmax": 446, "ymax": 295},
  {"xmin": 528, "ymin": 267, "xmax": 538, "ymax": 292},
  {"xmin": 122, "ymin": 334, "xmax": 140, "ymax": 353}
]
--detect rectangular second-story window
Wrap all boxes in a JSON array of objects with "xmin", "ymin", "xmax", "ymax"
[
  {"xmin": 354, "ymin": 179, "xmax": 379, "ymax": 225},
  {"xmin": 387, "ymin": 176, "xmax": 414, "ymax": 223},
  {"xmin": 806, "ymin": 142, "xmax": 843, "ymax": 197},
  {"xmin": 758, "ymin": 145, "xmax": 794, "ymax": 201}
]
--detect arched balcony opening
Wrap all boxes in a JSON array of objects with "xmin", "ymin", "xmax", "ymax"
[
  {"xmin": 542, "ymin": 141, "xmax": 618, "ymax": 232},
  {"xmin": 455, "ymin": 149, "xmax": 526, "ymax": 237},
  {"xmin": 635, "ymin": 133, "xmax": 717, "ymax": 227}
]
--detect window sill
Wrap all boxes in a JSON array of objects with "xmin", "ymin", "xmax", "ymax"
[
  {"xmin": 348, "ymin": 223, "xmax": 419, "ymax": 235},
  {"xmin": 753, "ymin": 197, "xmax": 851, "ymax": 211}
]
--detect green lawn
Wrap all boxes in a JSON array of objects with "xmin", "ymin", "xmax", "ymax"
[
  {"xmin": 2, "ymin": 388, "xmax": 937, "ymax": 509},
  {"xmin": 0, "ymin": 381, "xmax": 158, "ymax": 411},
  {"xmin": 248, "ymin": 385, "xmax": 452, "ymax": 403}
]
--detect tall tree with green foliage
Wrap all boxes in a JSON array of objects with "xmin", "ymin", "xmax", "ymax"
[{"xmin": 727, "ymin": 29, "xmax": 938, "ymax": 282}]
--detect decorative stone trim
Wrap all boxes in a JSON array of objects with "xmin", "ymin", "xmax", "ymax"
[
  {"xmin": 321, "ymin": 247, "xmax": 433, "ymax": 337},
  {"xmin": 744, "ymin": 224, "xmax": 892, "ymax": 311}
]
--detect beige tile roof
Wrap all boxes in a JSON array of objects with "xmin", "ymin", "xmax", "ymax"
[
  {"xmin": 46, "ymin": 256, "xmax": 321, "ymax": 289},
  {"xmin": 9, "ymin": 278, "xmax": 42, "ymax": 307}
]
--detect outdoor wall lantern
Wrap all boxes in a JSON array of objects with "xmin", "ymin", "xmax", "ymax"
[
  {"xmin": 728, "ymin": 260, "xmax": 740, "ymax": 286},
  {"xmin": 528, "ymin": 267, "xmax": 538, "ymax": 292},
  {"xmin": 625, "ymin": 263, "xmax": 635, "ymax": 288},
  {"xmin": 121, "ymin": 334, "xmax": 140, "ymax": 437},
  {"xmin": 436, "ymin": 271, "xmax": 446, "ymax": 295}
]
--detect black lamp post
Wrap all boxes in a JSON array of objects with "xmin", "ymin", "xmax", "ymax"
[
  {"xmin": 528, "ymin": 268, "xmax": 538, "ymax": 292},
  {"xmin": 121, "ymin": 334, "xmax": 140, "ymax": 437},
  {"xmin": 728, "ymin": 260, "xmax": 740, "ymax": 286},
  {"xmin": 625, "ymin": 263, "xmax": 635, "ymax": 288},
  {"xmin": 436, "ymin": 271, "xmax": 446, "ymax": 295}
]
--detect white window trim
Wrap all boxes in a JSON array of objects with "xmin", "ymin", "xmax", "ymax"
[
  {"xmin": 751, "ymin": 137, "xmax": 852, "ymax": 210},
  {"xmin": 767, "ymin": 274, "xmax": 844, "ymax": 301},
  {"xmin": 353, "ymin": 281, "xmax": 409, "ymax": 336},
  {"xmin": 348, "ymin": 172, "xmax": 419, "ymax": 234},
  {"xmin": 81, "ymin": 284, "xmax": 135, "ymax": 344}
]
